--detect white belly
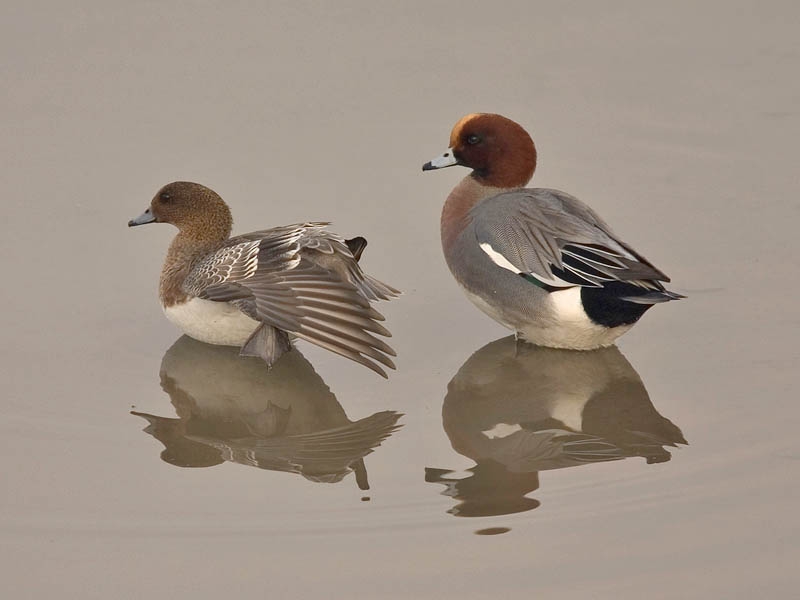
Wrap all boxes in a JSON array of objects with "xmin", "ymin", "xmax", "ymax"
[
  {"xmin": 519, "ymin": 287, "xmax": 632, "ymax": 350},
  {"xmin": 163, "ymin": 298, "xmax": 260, "ymax": 346},
  {"xmin": 464, "ymin": 286, "xmax": 631, "ymax": 350}
]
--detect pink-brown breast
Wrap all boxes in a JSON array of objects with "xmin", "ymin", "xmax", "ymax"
[{"xmin": 440, "ymin": 175, "xmax": 503, "ymax": 253}]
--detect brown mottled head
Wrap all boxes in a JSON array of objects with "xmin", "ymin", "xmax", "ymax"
[
  {"xmin": 128, "ymin": 181, "xmax": 233, "ymax": 241},
  {"xmin": 422, "ymin": 113, "xmax": 537, "ymax": 188}
]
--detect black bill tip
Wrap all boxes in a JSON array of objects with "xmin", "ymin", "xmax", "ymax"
[{"xmin": 128, "ymin": 209, "xmax": 156, "ymax": 227}]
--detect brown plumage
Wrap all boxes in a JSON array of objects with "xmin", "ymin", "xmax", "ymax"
[{"xmin": 129, "ymin": 181, "xmax": 399, "ymax": 376}]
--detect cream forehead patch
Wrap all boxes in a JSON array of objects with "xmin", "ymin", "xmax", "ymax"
[{"xmin": 450, "ymin": 113, "xmax": 487, "ymax": 144}]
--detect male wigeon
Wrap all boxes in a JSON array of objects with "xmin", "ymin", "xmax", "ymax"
[
  {"xmin": 423, "ymin": 113, "xmax": 683, "ymax": 349},
  {"xmin": 128, "ymin": 181, "xmax": 399, "ymax": 376}
]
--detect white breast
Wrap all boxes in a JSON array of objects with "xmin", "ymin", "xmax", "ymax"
[{"xmin": 163, "ymin": 298, "xmax": 260, "ymax": 346}]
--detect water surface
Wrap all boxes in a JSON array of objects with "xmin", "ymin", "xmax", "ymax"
[{"xmin": 1, "ymin": 2, "xmax": 798, "ymax": 598}]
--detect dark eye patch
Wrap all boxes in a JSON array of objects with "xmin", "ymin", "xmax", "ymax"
[{"xmin": 466, "ymin": 134, "xmax": 481, "ymax": 145}]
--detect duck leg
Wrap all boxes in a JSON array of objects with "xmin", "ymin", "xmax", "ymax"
[{"xmin": 240, "ymin": 323, "xmax": 292, "ymax": 366}]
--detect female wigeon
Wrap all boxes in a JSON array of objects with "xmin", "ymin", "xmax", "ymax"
[
  {"xmin": 128, "ymin": 182, "xmax": 399, "ymax": 376},
  {"xmin": 423, "ymin": 113, "xmax": 682, "ymax": 349}
]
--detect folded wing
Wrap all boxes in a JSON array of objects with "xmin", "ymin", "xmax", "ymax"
[{"xmin": 471, "ymin": 189, "xmax": 676, "ymax": 296}]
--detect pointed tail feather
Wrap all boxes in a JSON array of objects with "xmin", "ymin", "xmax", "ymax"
[{"xmin": 619, "ymin": 289, "xmax": 686, "ymax": 304}]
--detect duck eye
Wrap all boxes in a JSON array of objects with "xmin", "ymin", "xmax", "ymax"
[
  {"xmin": 466, "ymin": 134, "xmax": 481, "ymax": 145},
  {"xmin": 159, "ymin": 192, "xmax": 171, "ymax": 203}
]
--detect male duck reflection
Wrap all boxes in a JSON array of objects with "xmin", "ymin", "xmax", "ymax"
[
  {"xmin": 129, "ymin": 182, "xmax": 399, "ymax": 377},
  {"xmin": 426, "ymin": 336, "xmax": 686, "ymax": 517},
  {"xmin": 133, "ymin": 336, "xmax": 402, "ymax": 488},
  {"xmin": 423, "ymin": 113, "xmax": 683, "ymax": 349}
]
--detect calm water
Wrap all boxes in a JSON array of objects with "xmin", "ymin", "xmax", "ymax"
[{"xmin": 2, "ymin": 2, "xmax": 798, "ymax": 598}]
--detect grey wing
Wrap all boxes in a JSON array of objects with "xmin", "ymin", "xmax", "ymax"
[
  {"xmin": 182, "ymin": 226, "xmax": 304, "ymax": 296},
  {"xmin": 230, "ymin": 222, "xmax": 331, "ymax": 244},
  {"xmin": 297, "ymin": 225, "xmax": 401, "ymax": 302},
  {"xmin": 236, "ymin": 223, "xmax": 400, "ymax": 301},
  {"xmin": 191, "ymin": 226, "xmax": 396, "ymax": 377},
  {"xmin": 471, "ymin": 188, "xmax": 670, "ymax": 290}
]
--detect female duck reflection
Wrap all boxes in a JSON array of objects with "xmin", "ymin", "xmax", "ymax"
[
  {"xmin": 426, "ymin": 337, "xmax": 686, "ymax": 517},
  {"xmin": 133, "ymin": 336, "xmax": 402, "ymax": 490}
]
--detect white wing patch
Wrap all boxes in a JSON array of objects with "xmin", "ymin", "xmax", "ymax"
[
  {"xmin": 479, "ymin": 242, "xmax": 573, "ymax": 288},
  {"xmin": 479, "ymin": 242, "xmax": 522, "ymax": 274}
]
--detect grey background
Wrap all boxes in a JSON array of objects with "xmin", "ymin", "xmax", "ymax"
[{"xmin": 1, "ymin": 1, "xmax": 798, "ymax": 598}]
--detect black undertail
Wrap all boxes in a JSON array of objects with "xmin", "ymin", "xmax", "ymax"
[
  {"xmin": 345, "ymin": 236, "xmax": 368, "ymax": 261},
  {"xmin": 580, "ymin": 282, "xmax": 655, "ymax": 328}
]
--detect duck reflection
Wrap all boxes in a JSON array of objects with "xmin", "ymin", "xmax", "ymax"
[
  {"xmin": 133, "ymin": 336, "xmax": 402, "ymax": 489},
  {"xmin": 426, "ymin": 336, "xmax": 686, "ymax": 517}
]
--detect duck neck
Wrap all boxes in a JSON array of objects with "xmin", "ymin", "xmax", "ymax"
[
  {"xmin": 159, "ymin": 229, "xmax": 228, "ymax": 307},
  {"xmin": 441, "ymin": 175, "xmax": 506, "ymax": 250}
]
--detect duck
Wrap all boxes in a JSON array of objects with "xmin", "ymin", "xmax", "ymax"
[
  {"xmin": 422, "ymin": 113, "xmax": 683, "ymax": 349},
  {"xmin": 128, "ymin": 181, "xmax": 399, "ymax": 376}
]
